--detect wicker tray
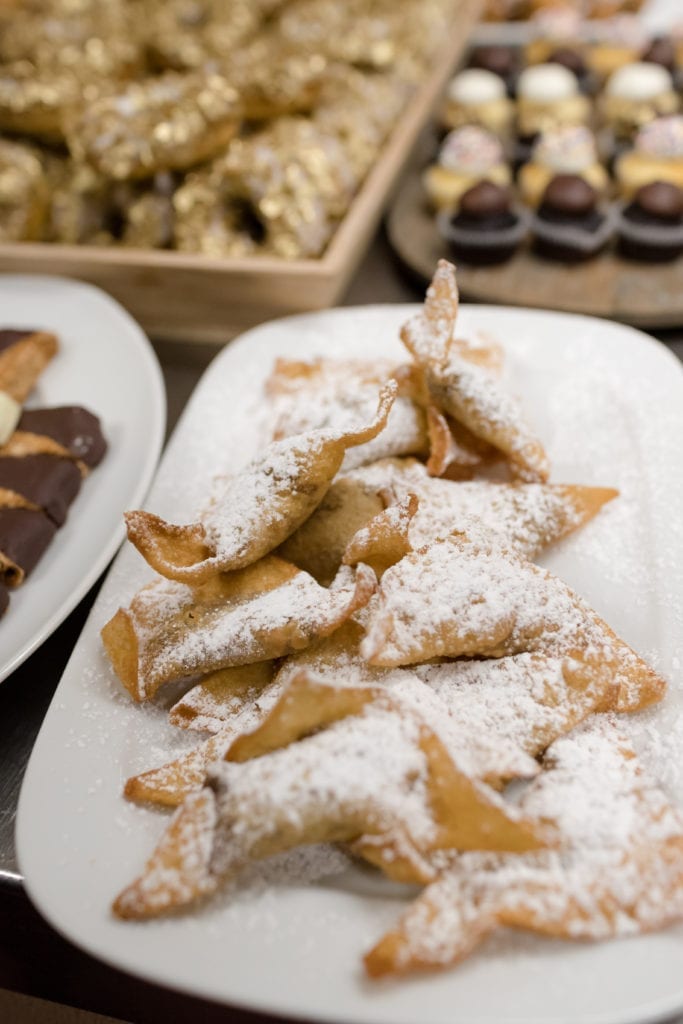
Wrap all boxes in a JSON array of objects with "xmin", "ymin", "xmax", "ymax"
[{"xmin": 0, "ymin": 0, "xmax": 480, "ymax": 346}]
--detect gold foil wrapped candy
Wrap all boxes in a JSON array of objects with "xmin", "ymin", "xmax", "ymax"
[
  {"xmin": 66, "ymin": 71, "xmax": 241, "ymax": 180},
  {"xmin": 0, "ymin": 139, "xmax": 49, "ymax": 242}
]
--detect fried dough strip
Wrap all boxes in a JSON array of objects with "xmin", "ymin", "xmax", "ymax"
[
  {"xmin": 401, "ymin": 261, "xmax": 549, "ymax": 482},
  {"xmin": 102, "ymin": 557, "xmax": 376, "ymax": 701},
  {"xmin": 365, "ymin": 720, "xmax": 683, "ymax": 978},
  {"xmin": 125, "ymin": 381, "xmax": 397, "ymax": 584}
]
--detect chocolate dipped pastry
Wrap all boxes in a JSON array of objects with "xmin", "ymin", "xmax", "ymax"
[
  {"xmin": 5, "ymin": 406, "xmax": 109, "ymax": 473},
  {"xmin": 531, "ymin": 174, "xmax": 615, "ymax": 261},
  {"xmin": 0, "ymin": 582, "xmax": 8, "ymax": 618},
  {"xmin": 438, "ymin": 181, "xmax": 528, "ymax": 265},
  {"xmin": 440, "ymin": 69, "xmax": 515, "ymax": 139},
  {"xmin": 0, "ymin": 507, "xmax": 56, "ymax": 587},
  {"xmin": 519, "ymin": 127, "xmax": 609, "ymax": 207},
  {"xmin": 0, "ymin": 454, "xmax": 81, "ymax": 527},
  {"xmin": 617, "ymin": 181, "xmax": 683, "ymax": 261},
  {"xmin": 0, "ymin": 328, "xmax": 58, "ymax": 403},
  {"xmin": 423, "ymin": 127, "xmax": 511, "ymax": 212}
]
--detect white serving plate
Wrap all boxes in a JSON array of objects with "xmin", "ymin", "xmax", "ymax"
[
  {"xmin": 0, "ymin": 275, "xmax": 165, "ymax": 681},
  {"xmin": 16, "ymin": 304, "xmax": 683, "ymax": 1024}
]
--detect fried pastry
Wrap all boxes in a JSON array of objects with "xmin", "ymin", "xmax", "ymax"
[
  {"xmin": 0, "ymin": 328, "xmax": 58, "ymax": 403},
  {"xmin": 113, "ymin": 690, "xmax": 547, "ymax": 919},
  {"xmin": 365, "ymin": 718, "xmax": 683, "ymax": 978},
  {"xmin": 125, "ymin": 381, "xmax": 396, "ymax": 584},
  {"xmin": 281, "ymin": 457, "xmax": 616, "ymax": 584},
  {"xmin": 266, "ymin": 357, "xmax": 429, "ymax": 471},
  {"xmin": 169, "ymin": 661, "xmax": 277, "ymax": 734},
  {"xmin": 101, "ymin": 557, "xmax": 376, "ymax": 702},
  {"xmin": 347, "ymin": 458, "xmax": 618, "ymax": 557},
  {"xmin": 401, "ymin": 261, "xmax": 550, "ymax": 482},
  {"xmin": 361, "ymin": 533, "xmax": 666, "ymax": 713}
]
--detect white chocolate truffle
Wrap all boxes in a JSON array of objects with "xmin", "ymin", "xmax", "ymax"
[
  {"xmin": 438, "ymin": 126, "xmax": 505, "ymax": 175},
  {"xmin": 517, "ymin": 63, "xmax": 579, "ymax": 103},
  {"xmin": 605, "ymin": 62, "xmax": 673, "ymax": 102},
  {"xmin": 447, "ymin": 68, "xmax": 506, "ymax": 106}
]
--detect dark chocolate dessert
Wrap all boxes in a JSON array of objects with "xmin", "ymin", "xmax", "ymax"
[
  {"xmin": 467, "ymin": 45, "xmax": 519, "ymax": 96},
  {"xmin": 641, "ymin": 37, "xmax": 678, "ymax": 74},
  {"xmin": 547, "ymin": 47, "xmax": 595, "ymax": 94},
  {"xmin": 438, "ymin": 181, "xmax": 528, "ymax": 265},
  {"xmin": 531, "ymin": 174, "xmax": 615, "ymax": 262},
  {"xmin": 617, "ymin": 181, "xmax": 683, "ymax": 262}
]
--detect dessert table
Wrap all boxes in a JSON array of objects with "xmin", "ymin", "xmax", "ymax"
[{"xmin": 0, "ymin": 231, "xmax": 682, "ymax": 1024}]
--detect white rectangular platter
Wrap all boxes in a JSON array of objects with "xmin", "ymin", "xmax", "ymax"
[{"xmin": 16, "ymin": 303, "xmax": 683, "ymax": 1024}]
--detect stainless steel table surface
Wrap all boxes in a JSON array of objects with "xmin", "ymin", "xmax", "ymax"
[{"xmin": 1, "ymin": 232, "xmax": 682, "ymax": 1024}]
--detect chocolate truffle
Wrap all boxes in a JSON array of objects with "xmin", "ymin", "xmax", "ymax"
[
  {"xmin": 531, "ymin": 173, "xmax": 615, "ymax": 262},
  {"xmin": 641, "ymin": 37, "xmax": 677, "ymax": 74},
  {"xmin": 438, "ymin": 181, "xmax": 528, "ymax": 265},
  {"xmin": 467, "ymin": 45, "xmax": 519, "ymax": 94},
  {"xmin": 617, "ymin": 180, "xmax": 683, "ymax": 261}
]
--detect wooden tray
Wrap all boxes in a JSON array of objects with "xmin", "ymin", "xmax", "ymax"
[
  {"xmin": 0, "ymin": 0, "xmax": 480, "ymax": 346},
  {"xmin": 387, "ymin": 151, "xmax": 683, "ymax": 330}
]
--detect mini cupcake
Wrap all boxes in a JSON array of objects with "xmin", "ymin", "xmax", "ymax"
[
  {"xmin": 438, "ymin": 181, "xmax": 528, "ymax": 265},
  {"xmin": 600, "ymin": 62, "xmax": 679, "ymax": 142},
  {"xmin": 616, "ymin": 181, "xmax": 683, "ymax": 261},
  {"xmin": 441, "ymin": 69, "xmax": 515, "ymax": 139},
  {"xmin": 531, "ymin": 173, "xmax": 615, "ymax": 261},
  {"xmin": 615, "ymin": 116, "xmax": 683, "ymax": 197},
  {"xmin": 423, "ymin": 126, "xmax": 511, "ymax": 212},
  {"xmin": 524, "ymin": 7, "xmax": 584, "ymax": 67},
  {"xmin": 518, "ymin": 126, "xmax": 609, "ymax": 206},
  {"xmin": 516, "ymin": 63, "xmax": 591, "ymax": 143},
  {"xmin": 586, "ymin": 15, "xmax": 649, "ymax": 81}
]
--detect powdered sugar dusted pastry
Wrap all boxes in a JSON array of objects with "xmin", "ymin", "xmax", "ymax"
[
  {"xmin": 423, "ymin": 127, "xmax": 511, "ymax": 211},
  {"xmin": 366, "ymin": 718, "xmax": 683, "ymax": 978},
  {"xmin": 101, "ymin": 556, "xmax": 376, "ymax": 702},
  {"xmin": 345, "ymin": 457, "xmax": 618, "ymax": 556},
  {"xmin": 113, "ymin": 680, "xmax": 547, "ymax": 919},
  {"xmin": 266, "ymin": 357, "xmax": 429, "ymax": 471},
  {"xmin": 360, "ymin": 531, "xmax": 666, "ymax": 714},
  {"xmin": 124, "ymin": 382, "xmax": 397, "ymax": 584},
  {"xmin": 401, "ymin": 262, "xmax": 550, "ymax": 482}
]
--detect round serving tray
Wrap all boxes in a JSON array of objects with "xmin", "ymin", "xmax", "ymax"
[{"xmin": 387, "ymin": 164, "xmax": 683, "ymax": 329}]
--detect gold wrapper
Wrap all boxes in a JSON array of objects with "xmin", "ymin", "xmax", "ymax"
[
  {"xmin": 173, "ymin": 167, "xmax": 271, "ymax": 258},
  {"xmin": 0, "ymin": 138, "xmax": 49, "ymax": 241},
  {"xmin": 145, "ymin": 0, "xmax": 261, "ymax": 72},
  {"xmin": 67, "ymin": 71, "xmax": 241, "ymax": 180}
]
